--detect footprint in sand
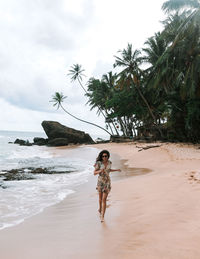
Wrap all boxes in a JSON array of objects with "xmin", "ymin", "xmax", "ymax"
[
  {"xmin": 188, "ymin": 171, "xmax": 195, "ymax": 179},
  {"xmin": 187, "ymin": 171, "xmax": 200, "ymax": 183}
]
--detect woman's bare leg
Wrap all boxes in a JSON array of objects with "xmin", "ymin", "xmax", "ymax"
[
  {"xmin": 101, "ymin": 192, "xmax": 108, "ymax": 221},
  {"xmin": 98, "ymin": 192, "xmax": 103, "ymax": 214}
]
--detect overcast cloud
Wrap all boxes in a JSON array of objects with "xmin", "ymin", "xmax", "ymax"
[{"xmin": 0, "ymin": 0, "xmax": 166, "ymax": 138}]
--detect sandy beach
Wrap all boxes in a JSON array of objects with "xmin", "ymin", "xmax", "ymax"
[{"xmin": 0, "ymin": 142, "xmax": 200, "ymax": 259}]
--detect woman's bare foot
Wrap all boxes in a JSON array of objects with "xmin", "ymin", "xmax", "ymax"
[{"xmin": 100, "ymin": 215, "xmax": 104, "ymax": 222}]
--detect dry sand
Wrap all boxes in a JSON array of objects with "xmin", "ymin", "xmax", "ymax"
[{"xmin": 0, "ymin": 142, "xmax": 200, "ymax": 259}]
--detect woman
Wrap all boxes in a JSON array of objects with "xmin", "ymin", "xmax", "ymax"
[{"xmin": 94, "ymin": 150, "xmax": 121, "ymax": 222}]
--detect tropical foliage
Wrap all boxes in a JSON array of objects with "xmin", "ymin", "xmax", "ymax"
[{"xmin": 52, "ymin": 0, "xmax": 200, "ymax": 142}]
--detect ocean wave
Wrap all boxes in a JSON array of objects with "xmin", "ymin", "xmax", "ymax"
[
  {"xmin": 0, "ymin": 134, "xmax": 98, "ymax": 231},
  {"xmin": 0, "ymin": 162, "xmax": 93, "ymax": 231},
  {"xmin": 7, "ymin": 146, "xmax": 53, "ymax": 160},
  {"xmin": 0, "ymin": 185, "xmax": 75, "ymax": 230}
]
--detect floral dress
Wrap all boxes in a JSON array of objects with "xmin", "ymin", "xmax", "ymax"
[{"xmin": 95, "ymin": 160, "xmax": 112, "ymax": 193}]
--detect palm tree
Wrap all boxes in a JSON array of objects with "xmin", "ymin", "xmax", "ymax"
[
  {"xmin": 68, "ymin": 64, "xmax": 116, "ymax": 135},
  {"xmin": 145, "ymin": 5, "xmax": 200, "ymax": 141},
  {"xmin": 143, "ymin": 32, "xmax": 171, "ymax": 95},
  {"xmin": 162, "ymin": 0, "xmax": 200, "ymax": 48},
  {"xmin": 68, "ymin": 64, "xmax": 87, "ymax": 93},
  {"xmin": 102, "ymin": 71, "xmax": 117, "ymax": 88},
  {"xmin": 143, "ymin": 32, "xmax": 167, "ymax": 69},
  {"xmin": 101, "ymin": 72, "xmax": 120, "ymax": 135},
  {"xmin": 114, "ymin": 43, "xmax": 163, "ymax": 137},
  {"xmin": 152, "ymin": 0, "xmax": 200, "ymax": 91},
  {"xmin": 86, "ymin": 75, "xmax": 120, "ymax": 135},
  {"xmin": 162, "ymin": 0, "xmax": 200, "ymax": 13},
  {"xmin": 155, "ymin": 11, "xmax": 200, "ymax": 99},
  {"xmin": 50, "ymin": 92, "xmax": 112, "ymax": 136}
]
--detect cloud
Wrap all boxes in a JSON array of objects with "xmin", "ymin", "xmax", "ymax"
[
  {"xmin": 92, "ymin": 60, "xmax": 114, "ymax": 79},
  {"xmin": 0, "ymin": 0, "xmax": 95, "ymax": 112},
  {"xmin": 0, "ymin": 0, "xmax": 166, "ymax": 138},
  {"xmin": 0, "ymin": 97, "xmax": 107, "ymax": 139}
]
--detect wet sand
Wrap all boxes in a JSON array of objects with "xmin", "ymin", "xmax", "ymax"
[{"xmin": 0, "ymin": 142, "xmax": 200, "ymax": 258}]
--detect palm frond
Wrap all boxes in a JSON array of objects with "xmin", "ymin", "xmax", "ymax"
[
  {"xmin": 162, "ymin": 0, "xmax": 200, "ymax": 13},
  {"xmin": 68, "ymin": 64, "xmax": 86, "ymax": 82},
  {"xmin": 50, "ymin": 92, "xmax": 67, "ymax": 109}
]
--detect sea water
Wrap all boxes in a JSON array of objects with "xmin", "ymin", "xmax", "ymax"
[{"xmin": 0, "ymin": 130, "xmax": 97, "ymax": 230}]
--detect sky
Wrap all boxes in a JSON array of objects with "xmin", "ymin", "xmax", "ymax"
[{"xmin": 0, "ymin": 0, "xmax": 166, "ymax": 139}]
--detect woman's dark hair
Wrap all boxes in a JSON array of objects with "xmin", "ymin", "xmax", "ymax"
[{"xmin": 96, "ymin": 150, "xmax": 110, "ymax": 162}]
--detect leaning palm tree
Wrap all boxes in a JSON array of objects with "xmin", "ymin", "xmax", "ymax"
[
  {"xmin": 162, "ymin": 0, "xmax": 200, "ymax": 13},
  {"xmin": 68, "ymin": 64, "xmax": 87, "ymax": 93},
  {"xmin": 114, "ymin": 43, "xmax": 163, "ymax": 137},
  {"xmin": 162, "ymin": 0, "xmax": 200, "ymax": 48},
  {"xmin": 50, "ymin": 92, "xmax": 111, "ymax": 136},
  {"xmin": 68, "ymin": 64, "xmax": 116, "ymax": 135},
  {"xmin": 143, "ymin": 32, "xmax": 170, "ymax": 94},
  {"xmin": 153, "ymin": 0, "xmax": 200, "ymax": 83}
]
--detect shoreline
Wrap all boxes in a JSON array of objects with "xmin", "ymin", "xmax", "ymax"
[
  {"xmin": 92, "ymin": 142, "xmax": 200, "ymax": 258},
  {"xmin": 0, "ymin": 144, "xmax": 134, "ymax": 259},
  {"xmin": 0, "ymin": 142, "xmax": 200, "ymax": 258}
]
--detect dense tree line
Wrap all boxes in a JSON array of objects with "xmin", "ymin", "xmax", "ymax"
[{"xmin": 52, "ymin": 0, "xmax": 200, "ymax": 142}]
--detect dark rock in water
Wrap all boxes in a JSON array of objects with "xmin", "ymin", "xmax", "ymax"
[
  {"xmin": 14, "ymin": 139, "xmax": 25, "ymax": 145},
  {"xmin": 0, "ymin": 169, "xmax": 35, "ymax": 181},
  {"xmin": 47, "ymin": 138, "xmax": 69, "ymax": 147},
  {"xmin": 42, "ymin": 121, "xmax": 94, "ymax": 146},
  {"xmin": 30, "ymin": 168, "xmax": 48, "ymax": 174},
  {"xmin": 28, "ymin": 167, "xmax": 74, "ymax": 174},
  {"xmin": 0, "ymin": 167, "xmax": 75, "ymax": 182},
  {"xmin": 0, "ymin": 182, "xmax": 7, "ymax": 189},
  {"xmin": 14, "ymin": 139, "xmax": 32, "ymax": 146},
  {"xmin": 33, "ymin": 137, "xmax": 48, "ymax": 146}
]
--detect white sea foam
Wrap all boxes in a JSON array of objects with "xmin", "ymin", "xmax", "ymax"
[
  {"xmin": 0, "ymin": 179, "xmax": 75, "ymax": 230},
  {"xmin": 0, "ymin": 130, "xmax": 97, "ymax": 231},
  {"xmin": 7, "ymin": 146, "xmax": 53, "ymax": 160},
  {"xmin": 0, "ymin": 188, "xmax": 72, "ymax": 231},
  {"xmin": 0, "ymin": 219, "xmax": 25, "ymax": 230},
  {"xmin": 0, "ymin": 163, "xmax": 93, "ymax": 231}
]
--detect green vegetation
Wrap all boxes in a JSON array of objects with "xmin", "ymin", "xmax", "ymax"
[{"xmin": 52, "ymin": 0, "xmax": 200, "ymax": 142}]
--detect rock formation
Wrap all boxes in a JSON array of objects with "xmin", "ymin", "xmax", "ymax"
[
  {"xmin": 12, "ymin": 121, "xmax": 94, "ymax": 147},
  {"xmin": 33, "ymin": 137, "xmax": 48, "ymax": 146},
  {"xmin": 14, "ymin": 139, "xmax": 32, "ymax": 146},
  {"xmin": 41, "ymin": 121, "xmax": 94, "ymax": 146}
]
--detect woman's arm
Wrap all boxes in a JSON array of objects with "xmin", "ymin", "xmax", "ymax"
[
  {"xmin": 94, "ymin": 168, "xmax": 104, "ymax": 175},
  {"xmin": 94, "ymin": 162, "xmax": 105, "ymax": 175}
]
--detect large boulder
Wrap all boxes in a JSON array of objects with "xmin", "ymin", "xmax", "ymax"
[
  {"xmin": 47, "ymin": 138, "xmax": 69, "ymax": 146},
  {"xmin": 33, "ymin": 137, "xmax": 48, "ymax": 146},
  {"xmin": 41, "ymin": 121, "xmax": 94, "ymax": 146}
]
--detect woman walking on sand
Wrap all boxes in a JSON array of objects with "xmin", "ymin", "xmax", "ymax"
[{"xmin": 94, "ymin": 150, "xmax": 121, "ymax": 222}]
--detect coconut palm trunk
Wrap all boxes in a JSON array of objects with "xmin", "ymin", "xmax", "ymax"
[
  {"xmin": 51, "ymin": 92, "xmax": 112, "ymax": 136},
  {"xmin": 114, "ymin": 44, "xmax": 163, "ymax": 138},
  {"xmin": 60, "ymin": 104, "xmax": 112, "ymax": 136},
  {"xmin": 69, "ymin": 64, "xmax": 115, "ymax": 135},
  {"xmin": 135, "ymin": 82, "xmax": 163, "ymax": 138}
]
